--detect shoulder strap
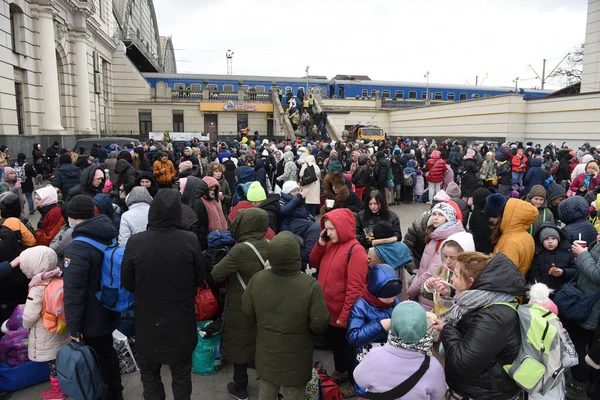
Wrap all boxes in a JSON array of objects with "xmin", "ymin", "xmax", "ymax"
[
  {"xmin": 73, "ymin": 237, "xmax": 108, "ymax": 252},
  {"xmin": 367, "ymin": 355, "xmax": 430, "ymax": 400},
  {"xmin": 485, "ymin": 301, "xmax": 518, "ymax": 311},
  {"xmin": 347, "ymin": 243, "xmax": 357, "ymax": 264},
  {"xmin": 243, "ymin": 242, "xmax": 267, "ymax": 268}
]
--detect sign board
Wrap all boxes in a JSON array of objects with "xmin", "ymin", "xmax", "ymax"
[
  {"xmin": 200, "ymin": 100, "xmax": 273, "ymax": 112},
  {"xmin": 149, "ymin": 132, "xmax": 210, "ymax": 142}
]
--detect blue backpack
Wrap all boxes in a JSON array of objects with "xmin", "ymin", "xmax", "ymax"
[
  {"xmin": 207, "ymin": 230, "xmax": 236, "ymax": 249},
  {"xmin": 73, "ymin": 237, "xmax": 134, "ymax": 313},
  {"xmin": 56, "ymin": 342, "xmax": 105, "ymax": 400}
]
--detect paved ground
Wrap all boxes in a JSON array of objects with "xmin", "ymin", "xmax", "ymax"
[{"xmin": 9, "ymin": 202, "xmax": 430, "ymax": 399}]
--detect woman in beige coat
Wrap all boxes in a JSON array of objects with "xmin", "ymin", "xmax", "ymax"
[
  {"xmin": 21, "ymin": 246, "xmax": 70, "ymax": 399},
  {"xmin": 299, "ymin": 155, "xmax": 321, "ymax": 216}
]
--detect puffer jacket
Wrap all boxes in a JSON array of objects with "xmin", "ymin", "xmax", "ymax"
[
  {"xmin": 424, "ymin": 151, "xmax": 447, "ymax": 183},
  {"xmin": 511, "ymin": 154, "xmax": 527, "ymax": 173},
  {"xmin": 571, "ymin": 154, "xmax": 595, "ymax": 181},
  {"xmin": 279, "ymin": 192, "xmax": 312, "ymax": 231},
  {"xmin": 443, "ymin": 252, "xmax": 526, "ymax": 400},
  {"xmin": 403, "ymin": 211, "xmax": 430, "ymax": 267},
  {"xmin": 408, "ymin": 220, "xmax": 465, "ymax": 310},
  {"xmin": 34, "ymin": 186, "xmax": 64, "ymax": 247},
  {"xmin": 523, "ymin": 158, "xmax": 544, "ymax": 196},
  {"xmin": 211, "ymin": 208, "xmax": 270, "ymax": 363},
  {"xmin": 469, "ymin": 206, "xmax": 494, "ymax": 254},
  {"xmin": 20, "ymin": 247, "xmax": 71, "ymax": 362},
  {"xmin": 118, "ymin": 187, "xmax": 152, "ymax": 247},
  {"xmin": 277, "ymin": 151, "xmax": 297, "ymax": 183},
  {"xmin": 559, "ymin": 196, "xmax": 597, "ymax": 247},
  {"xmin": 493, "ymin": 199, "xmax": 538, "ymax": 276},
  {"xmin": 115, "ymin": 159, "xmax": 137, "ymax": 192},
  {"xmin": 355, "ymin": 209, "xmax": 401, "ymax": 248},
  {"xmin": 309, "ymin": 208, "xmax": 368, "ymax": 326},
  {"xmin": 573, "ymin": 242, "xmax": 600, "ymax": 330},
  {"xmin": 460, "ymin": 158, "xmax": 479, "ymax": 197},
  {"xmin": 373, "ymin": 153, "xmax": 390, "ymax": 188},
  {"xmin": 241, "ymin": 231, "xmax": 329, "ymax": 387},
  {"xmin": 181, "ymin": 176, "xmax": 211, "ymax": 249},
  {"xmin": 347, "ymin": 264, "xmax": 400, "ymax": 398},
  {"xmin": 51, "ymin": 163, "xmax": 81, "ymax": 195},
  {"xmin": 570, "ymin": 171, "xmax": 600, "ymax": 195},
  {"xmin": 65, "ymin": 166, "xmax": 105, "ymax": 202}
]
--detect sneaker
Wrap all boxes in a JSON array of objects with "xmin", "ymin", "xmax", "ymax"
[
  {"xmin": 339, "ymin": 382, "xmax": 356, "ymax": 398},
  {"xmin": 330, "ymin": 370, "xmax": 349, "ymax": 384},
  {"xmin": 227, "ymin": 382, "xmax": 248, "ymax": 400}
]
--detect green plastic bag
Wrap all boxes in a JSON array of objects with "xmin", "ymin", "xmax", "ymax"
[{"xmin": 192, "ymin": 321, "xmax": 222, "ymax": 375}]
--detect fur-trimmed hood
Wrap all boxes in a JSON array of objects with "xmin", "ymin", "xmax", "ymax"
[{"xmin": 322, "ymin": 172, "xmax": 350, "ymax": 204}]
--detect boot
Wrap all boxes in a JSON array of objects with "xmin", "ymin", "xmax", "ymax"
[
  {"xmin": 227, "ymin": 381, "xmax": 248, "ymax": 400},
  {"xmin": 565, "ymin": 378, "xmax": 588, "ymax": 400},
  {"xmin": 40, "ymin": 376, "xmax": 66, "ymax": 400},
  {"xmin": 339, "ymin": 381, "xmax": 356, "ymax": 398},
  {"xmin": 330, "ymin": 370, "xmax": 349, "ymax": 384}
]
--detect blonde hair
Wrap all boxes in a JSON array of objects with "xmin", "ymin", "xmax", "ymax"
[
  {"xmin": 456, "ymin": 252, "xmax": 492, "ymax": 282},
  {"xmin": 586, "ymin": 161, "xmax": 599, "ymax": 173}
]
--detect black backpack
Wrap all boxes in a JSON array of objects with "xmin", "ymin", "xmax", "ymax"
[{"xmin": 301, "ymin": 165, "xmax": 318, "ymax": 186}]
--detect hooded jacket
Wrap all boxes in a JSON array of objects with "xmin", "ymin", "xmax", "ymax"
[
  {"xmin": 21, "ymin": 247, "xmax": 71, "ymax": 361},
  {"xmin": 181, "ymin": 176, "xmax": 212, "ymax": 249},
  {"xmin": 355, "ymin": 209, "xmax": 402, "ymax": 248},
  {"xmin": 254, "ymin": 158, "xmax": 268, "ymax": 193},
  {"xmin": 347, "ymin": 264, "xmax": 401, "ymax": 398},
  {"xmin": 523, "ymin": 158, "xmax": 544, "ymax": 196},
  {"xmin": 259, "ymin": 193, "xmax": 281, "ymax": 234},
  {"xmin": 572, "ymin": 236, "xmax": 600, "ymax": 330},
  {"xmin": 121, "ymin": 189, "xmax": 205, "ymax": 364},
  {"xmin": 352, "ymin": 156, "xmax": 373, "ymax": 188},
  {"xmin": 443, "ymin": 253, "xmax": 526, "ymax": 400},
  {"xmin": 571, "ymin": 154, "xmax": 594, "ymax": 181},
  {"xmin": 288, "ymin": 219, "xmax": 321, "ymax": 269},
  {"xmin": 134, "ymin": 171, "xmax": 158, "ymax": 198},
  {"xmin": 460, "ymin": 158, "xmax": 479, "ymax": 197},
  {"xmin": 299, "ymin": 155, "xmax": 321, "ymax": 205},
  {"xmin": 424, "ymin": 151, "xmax": 447, "ymax": 183},
  {"xmin": 115, "ymin": 159, "xmax": 137, "ymax": 192},
  {"xmin": 403, "ymin": 211, "xmax": 430, "ymax": 267},
  {"xmin": 309, "ymin": 208, "xmax": 368, "ymax": 325},
  {"xmin": 118, "ymin": 187, "xmax": 152, "ymax": 247},
  {"xmin": 63, "ymin": 215, "xmax": 120, "ymax": 338},
  {"xmin": 493, "ymin": 199, "xmax": 538, "ymax": 275},
  {"xmin": 277, "ymin": 151, "xmax": 297, "ymax": 183},
  {"xmin": 65, "ymin": 166, "xmax": 105, "ymax": 202},
  {"xmin": 51, "ymin": 163, "xmax": 81, "ymax": 195},
  {"xmin": 34, "ymin": 186, "xmax": 63, "ymax": 246},
  {"xmin": 558, "ymin": 196, "xmax": 598, "ymax": 247},
  {"xmin": 279, "ymin": 192, "xmax": 312, "ymax": 231},
  {"xmin": 322, "ymin": 172, "xmax": 364, "ymax": 215},
  {"xmin": 241, "ymin": 232, "xmax": 329, "ymax": 387},
  {"xmin": 211, "ymin": 208, "xmax": 270, "ymax": 363},
  {"xmin": 373, "ymin": 153, "xmax": 390, "ymax": 189}
]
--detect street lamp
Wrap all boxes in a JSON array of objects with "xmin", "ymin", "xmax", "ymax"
[
  {"xmin": 424, "ymin": 71, "xmax": 430, "ymax": 105},
  {"xmin": 305, "ymin": 65, "xmax": 310, "ymax": 97},
  {"xmin": 513, "ymin": 76, "xmax": 520, "ymax": 93}
]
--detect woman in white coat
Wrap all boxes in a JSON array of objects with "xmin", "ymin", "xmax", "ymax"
[
  {"xmin": 20, "ymin": 246, "xmax": 71, "ymax": 399},
  {"xmin": 119, "ymin": 186, "xmax": 153, "ymax": 247},
  {"xmin": 299, "ymin": 155, "xmax": 321, "ymax": 216}
]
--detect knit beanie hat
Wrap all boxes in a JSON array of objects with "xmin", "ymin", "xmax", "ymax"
[
  {"xmin": 528, "ymin": 282, "xmax": 559, "ymax": 316},
  {"xmin": 281, "ymin": 181, "xmax": 299, "ymax": 195},
  {"xmin": 373, "ymin": 221, "xmax": 395, "ymax": 240},
  {"xmin": 539, "ymin": 226, "xmax": 560, "ymax": 243},
  {"xmin": 329, "ymin": 150, "xmax": 338, "ymax": 160},
  {"xmin": 473, "ymin": 187, "xmax": 491, "ymax": 208},
  {"xmin": 484, "ymin": 193, "xmax": 508, "ymax": 218},
  {"xmin": 445, "ymin": 182, "xmax": 461, "ymax": 198},
  {"xmin": 179, "ymin": 160, "xmax": 193, "ymax": 172},
  {"xmin": 3, "ymin": 167, "xmax": 14, "ymax": 175},
  {"xmin": 431, "ymin": 202, "xmax": 457, "ymax": 222},
  {"xmin": 247, "ymin": 181, "xmax": 267, "ymax": 202},
  {"xmin": 59, "ymin": 153, "xmax": 72, "ymax": 165},
  {"xmin": 391, "ymin": 301, "xmax": 427, "ymax": 343},
  {"xmin": 527, "ymin": 185, "xmax": 547, "ymax": 201},
  {"xmin": 67, "ymin": 195, "xmax": 95, "ymax": 220}
]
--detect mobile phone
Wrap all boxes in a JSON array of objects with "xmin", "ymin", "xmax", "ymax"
[{"xmin": 321, "ymin": 231, "xmax": 330, "ymax": 242}]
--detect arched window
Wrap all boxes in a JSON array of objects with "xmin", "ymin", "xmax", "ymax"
[
  {"xmin": 56, "ymin": 51, "xmax": 67, "ymax": 129},
  {"xmin": 9, "ymin": 3, "xmax": 23, "ymax": 54}
]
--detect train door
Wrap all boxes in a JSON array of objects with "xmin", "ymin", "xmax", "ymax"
[
  {"xmin": 337, "ymin": 85, "xmax": 345, "ymax": 99},
  {"xmin": 204, "ymin": 114, "xmax": 218, "ymax": 142}
]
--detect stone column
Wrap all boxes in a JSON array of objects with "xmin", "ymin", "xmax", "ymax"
[
  {"xmin": 36, "ymin": 8, "xmax": 63, "ymax": 130},
  {"xmin": 73, "ymin": 32, "xmax": 92, "ymax": 131}
]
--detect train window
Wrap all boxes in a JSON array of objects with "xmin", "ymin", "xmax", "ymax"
[
  {"xmin": 255, "ymin": 85, "xmax": 266, "ymax": 93},
  {"xmin": 382, "ymin": 90, "xmax": 391, "ymax": 98},
  {"xmin": 174, "ymin": 83, "xmax": 184, "ymax": 90},
  {"xmin": 395, "ymin": 90, "xmax": 404, "ymax": 99},
  {"xmin": 472, "ymin": 94, "xmax": 480, "ymax": 99},
  {"xmin": 434, "ymin": 92, "xmax": 443, "ymax": 100},
  {"xmin": 223, "ymin": 84, "xmax": 234, "ymax": 92},
  {"xmin": 361, "ymin": 89, "xmax": 368, "ymax": 98},
  {"xmin": 408, "ymin": 91, "xmax": 417, "ymax": 99},
  {"xmin": 285, "ymin": 86, "xmax": 292, "ymax": 94},
  {"xmin": 190, "ymin": 84, "xmax": 201, "ymax": 91},
  {"xmin": 371, "ymin": 89, "xmax": 377, "ymax": 98},
  {"xmin": 459, "ymin": 93, "xmax": 467, "ymax": 101},
  {"xmin": 447, "ymin": 92, "xmax": 455, "ymax": 101},
  {"xmin": 483, "ymin": 94, "xmax": 492, "ymax": 98},
  {"xmin": 421, "ymin": 92, "xmax": 428, "ymax": 100},
  {"xmin": 337, "ymin": 87, "xmax": 344, "ymax": 98},
  {"xmin": 206, "ymin": 84, "xmax": 217, "ymax": 91}
]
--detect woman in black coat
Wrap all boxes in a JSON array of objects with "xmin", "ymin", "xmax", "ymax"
[
  {"xmin": 355, "ymin": 190, "xmax": 401, "ymax": 249},
  {"xmin": 433, "ymin": 252, "xmax": 526, "ymax": 400},
  {"xmin": 469, "ymin": 188, "xmax": 494, "ymax": 254},
  {"xmin": 460, "ymin": 151, "xmax": 480, "ymax": 203}
]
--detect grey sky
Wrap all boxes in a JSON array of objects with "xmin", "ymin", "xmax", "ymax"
[{"xmin": 153, "ymin": 0, "xmax": 588, "ymax": 89}]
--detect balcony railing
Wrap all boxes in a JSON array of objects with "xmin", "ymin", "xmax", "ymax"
[
  {"xmin": 172, "ymin": 90, "xmax": 203, "ymax": 100},
  {"xmin": 170, "ymin": 90, "xmax": 272, "ymax": 102}
]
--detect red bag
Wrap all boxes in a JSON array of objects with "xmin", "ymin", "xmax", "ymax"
[
  {"xmin": 314, "ymin": 361, "xmax": 344, "ymax": 400},
  {"xmin": 195, "ymin": 282, "xmax": 219, "ymax": 322}
]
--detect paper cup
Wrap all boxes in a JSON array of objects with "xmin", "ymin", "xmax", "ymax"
[
  {"xmin": 326, "ymin": 199, "xmax": 335, "ymax": 208},
  {"xmin": 574, "ymin": 240, "xmax": 587, "ymax": 257}
]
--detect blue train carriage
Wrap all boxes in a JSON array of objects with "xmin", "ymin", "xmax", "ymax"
[{"xmin": 142, "ymin": 73, "xmax": 330, "ymax": 103}]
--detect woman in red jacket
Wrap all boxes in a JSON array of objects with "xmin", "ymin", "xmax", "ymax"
[
  {"xmin": 511, "ymin": 148, "xmax": 527, "ymax": 185},
  {"xmin": 309, "ymin": 208, "xmax": 368, "ymax": 397},
  {"xmin": 33, "ymin": 186, "xmax": 64, "ymax": 246},
  {"xmin": 570, "ymin": 160, "xmax": 600, "ymax": 196},
  {"xmin": 424, "ymin": 150, "xmax": 447, "ymax": 204}
]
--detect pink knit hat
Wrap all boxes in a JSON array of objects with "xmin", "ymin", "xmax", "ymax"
[{"xmin": 528, "ymin": 282, "xmax": 558, "ymax": 316}]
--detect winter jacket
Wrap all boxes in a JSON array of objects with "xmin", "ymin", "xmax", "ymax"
[
  {"xmin": 355, "ymin": 209, "xmax": 402, "ymax": 248},
  {"xmin": 299, "ymin": 155, "xmax": 321, "ymax": 205},
  {"xmin": 65, "ymin": 166, "xmax": 105, "ymax": 202},
  {"xmin": 460, "ymin": 158, "xmax": 479, "ymax": 197},
  {"xmin": 493, "ymin": 199, "xmax": 538, "ymax": 276},
  {"xmin": 496, "ymin": 160, "xmax": 512, "ymax": 186},
  {"xmin": 571, "ymin": 155, "xmax": 595, "ymax": 181},
  {"xmin": 13, "ymin": 161, "xmax": 37, "ymax": 194},
  {"xmin": 114, "ymin": 159, "xmax": 137, "ymax": 192},
  {"xmin": 216, "ymin": 176, "xmax": 232, "ymax": 216},
  {"xmin": 570, "ymin": 172, "xmax": 600, "ymax": 194},
  {"xmin": 118, "ymin": 187, "xmax": 152, "ymax": 247},
  {"xmin": 50, "ymin": 225, "xmax": 73, "ymax": 267},
  {"xmin": 403, "ymin": 211, "xmax": 430, "ymax": 267},
  {"xmin": 327, "ymin": 159, "xmax": 343, "ymax": 174},
  {"xmin": 424, "ymin": 151, "xmax": 447, "ymax": 183},
  {"xmin": 573, "ymin": 242, "xmax": 600, "ymax": 330},
  {"xmin": 241, "ymin": 231, "xmax": 329, "ymax": 387},
  {"xmin": 153, "ymin": 159, "xmax": 176, "ymax": 184},
  {"xmin": 408, "ymin": 220, "xmax": 465, "ymax": 310},
  {"xmin": 443, "ymin": 253, "xmax": 526, "ymax": 400},
  {"xmin": 277, "ymin": 151, "xmax": 297, "ymax": 183},
  {"xmin": 211, "ymin": 208, "xmax": 270, "ymax": 363},
  {"xmin": 322, "ymin": 172, "xmax": 364, "ymax": 215},
  {"xmin": 279, "ymin": 192, "xmax": 312, "ymax": 231},
  {"xmin": 559, "ymin": 196, "xmax": 598, "ymax": 247},
  {"xmin": 288, "ymin": 219, "xmax": 321, "ymax": 269},
  {"xmin": 523, "ymin": 158, "xmax": 544, "ymax": 196},
  {"xmin": 556, "ymin": 158, "xmax": 572, "ymax": 184},
  {"xmin": 469, "ymin": 206, "xmax": 494, "ymax": 254},
  {"xmin": 259, "ymin": 194, "xmax": 281, "ymax": 234},
  {"xmin": 223, "ymin": 159, "xmax": 237, "ymax": 190},
  {"xmin": 347, "ymin": 265, "xmax": 400, "ymax": 398},
  {"xmin": 63, "ymin": 215, "xmax": 121, "ymax": 338},
  {"xmin": 254, "ymin": 158, "xmax": 268, "ymax": 193},
  {"xmin": 352, "ymin": 156, "xmax": 373, "ymax": 188},
  {"xmin": 134, "ymin": 171, "xmax": 158, "ymax": 198},
  {"xmin": 511, "ymin": 154, "xmax": 527, "ymax": 173},
  {"xmin": 35, "ymin": 204, "xmax": 64, "ymax": 247},
  {"xmin": 51, "ymin": 163, "xmax": 81, "ymax": 195},
  {"xmin": 181, "ymin": 176, "xmax": 213, "ymax": 249},
  {"xmin": 121, "ymin": 190, "xmax": 204, "ymax": 364},
  {"xmin": 373, "ymin": 155, "xmax": 390, "ymax": 189},
  {"xmin": 527, "ymin": 222, "xmax": 577, "ymax": 292},
  {"xmin": 390, "ymin": 159, "xmax": 403, "ymax": 185},
  {"xmin": 309, "ymin": 208, "xmax": 368, "ymax": 326}
]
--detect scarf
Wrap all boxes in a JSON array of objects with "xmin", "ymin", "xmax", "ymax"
[
  {"xmin": 201, "ymin": 197, "xmax": 228, "ymax": 232},
  {"xmin": 387, "ymin": 332, "xmax": 433, "ymax": 355},
  {"xmin": 440, "ymin": 289, "xmax": 514, "ymax": 327},
  {"xmin": 584, "ymin": 173, "xmax": 592, "ymax": 190},
  {"xmin": 361, "ymin": 287, "xmax": 396, "ymax": 309},
  {"xmin": 29, "ymin": 267, "xmax": 62, "ymax": 287}
]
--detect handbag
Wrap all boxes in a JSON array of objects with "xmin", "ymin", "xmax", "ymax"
[
  {"xmin": 554, "ymin": 278, "xmax": 600, "ymax": 323},
  {"xmin": 195, "ymin": 281, "xmax": 219, "ymax": 322}
]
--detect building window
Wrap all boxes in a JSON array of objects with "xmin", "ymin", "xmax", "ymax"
[
  {"xmin": 382, "ymin": 90, "xmax": 390, "ymax": 98},
  {"xmin": 173, "ymin": 110, "xmax": 184, "ymax": 132},
  {"xmin": 237, "ymin": 113, "xmax": 248, "ymax": 133},
  {"xmin": 9, "ymin": 4, "xmax": 23, "ymax": 54},
  {"xmin": 434, "ymin": 92, "xmax": 443, "ymax": 100},
  {"xmin": 139, "ymin": 111, "xmax": 152, "ymax": 136},
  {"xmin": 14, "ymin": 83, "xmax": 24, "ymax": 135},
  {"xmin": 483, "ymin": 94, "xmax": 492, "ymax": 98},
  {"xmin": 361, "ymin": 89, "xmax": 368, "ymax": 98},
  {"xmin": 408, "ymin": 91, "xmax": 417, "ymax": 99},
  {"xmin": 395, "ymin": 90, "xmax": 404, "ymax": 99},
  {"xmin": 472, "ymin": 94, "xmax": 480, "ymax": 99},
  {"xmin": 459, "ymin": 93, "xmax": 467, "ymax": 101},
  {"xmin": 447, "ymin": 92, "xmax": 456, "ymax": 101}
]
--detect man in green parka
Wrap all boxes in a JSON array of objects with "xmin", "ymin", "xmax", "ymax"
[
  {"xmin": 242, "ymin": 231, "xmax": 330, "ymax": 400},
  {"xmin": 211, "ymin": 208, "xmax": 270, "ymax": 400}
]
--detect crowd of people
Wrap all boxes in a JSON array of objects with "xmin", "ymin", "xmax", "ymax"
[{"xmin": 2, "ymin": 135, "xmax": 600, "ymax": 400}]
